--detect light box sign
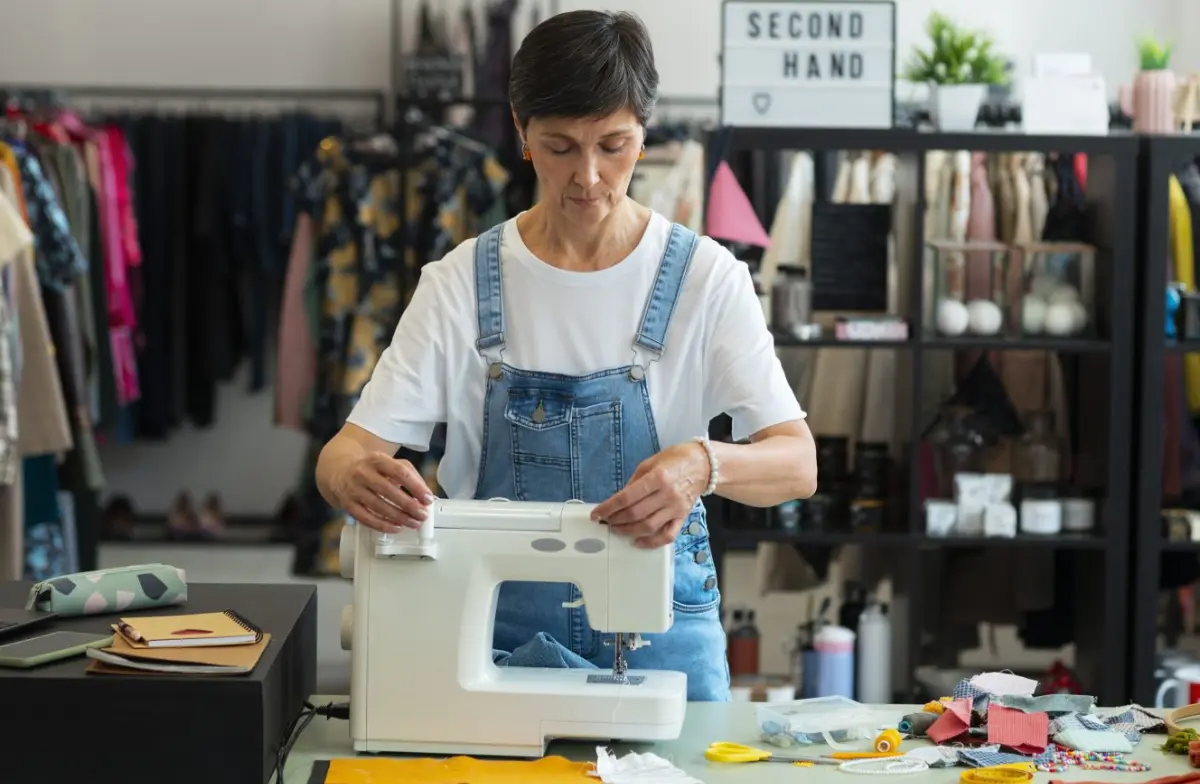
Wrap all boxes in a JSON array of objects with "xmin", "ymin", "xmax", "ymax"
[{"xmin": 720, "ymin": 0, "xmax": 896, "ymax": 128}]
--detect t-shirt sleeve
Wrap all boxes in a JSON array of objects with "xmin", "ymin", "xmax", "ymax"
[
  {"xmin": 346, "ymin": 267, "xmax": 447, "ymax": 450},
  {"xmin": 704, "ymin": 257, "xmax": 805, "ymax": 442}
]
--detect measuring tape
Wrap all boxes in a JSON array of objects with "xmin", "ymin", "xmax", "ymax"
[{"xmin": 960, "ymin": 766, "xmax": 1035, "ymax": 784}]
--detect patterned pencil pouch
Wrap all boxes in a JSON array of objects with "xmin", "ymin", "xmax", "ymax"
[{"xmin": 25, "ymin": 563, "xmax": 188, "ymax": 616}]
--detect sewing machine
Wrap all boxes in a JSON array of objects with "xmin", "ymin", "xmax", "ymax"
[{"xmin": 338, "ymin": 498, "xmax": 688, "ymax": 757}]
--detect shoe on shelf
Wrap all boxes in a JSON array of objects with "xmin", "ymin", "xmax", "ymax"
[
  {"xmin": 197, "ymin": 493, "xmax": 227, "ymax": 539},
  {"xmin": 100, "ymin": 496, "xmax": 136, "ymax": 541},
  {"xmin": 166, "ymin": 492, "xmax": 199, "ymax": 540}
]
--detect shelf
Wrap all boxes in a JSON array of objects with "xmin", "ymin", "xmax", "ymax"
[
  {"xmin": 726, "ymin": 127, "xmax": 1139, "ymax": 155},
  {"xmin": 719, "ymin": 530, "xmax": 1106, "ymax": 550},
  {"xmin": 1160, "ymin": 540, "xmax": 1200, "ymax": 552},
  {"xmin": 1166, "ymin": 340, "xmax": 1200, "ymax": 353},
  {"xmin": 921, "ymin": 533, "xmax": 1107, "ymax": 549},
  {"xmin": 922, "ymin": 335, "xmax": 1110, "ymax": 352},
  {"xmin": 772, "ymin": 331, "xmax": 910, "ymax": 349}
]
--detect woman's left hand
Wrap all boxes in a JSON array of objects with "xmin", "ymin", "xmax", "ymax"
[{"xmin": 592, "ymin": 442, "xmax": 709, "ymax": 548}]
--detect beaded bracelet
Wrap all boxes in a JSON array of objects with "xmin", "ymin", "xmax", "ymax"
[{"xmin": 692, "ymin": 436, "xmax": 719, "ymax": 496}]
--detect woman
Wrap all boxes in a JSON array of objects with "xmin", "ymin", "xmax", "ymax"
[{"xmin": 315, "ymin": 10, "xmax": 816, "ymax": 702}]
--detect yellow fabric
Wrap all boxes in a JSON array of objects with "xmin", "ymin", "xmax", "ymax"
[
  {"xmin": 1169, "ymin": 175, "xmax": 1200, "ymax": 410},
  {"xmin": 325, "ymin": 756, "xmax": 596, "ymax": 783}
]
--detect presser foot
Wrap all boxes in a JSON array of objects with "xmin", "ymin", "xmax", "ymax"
[{"xmin": 601, "ymin": 632, "xmax": 650, "ymax": 684}]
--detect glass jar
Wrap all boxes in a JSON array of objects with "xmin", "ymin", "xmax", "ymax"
[
  {"xmin": 1013, "ymin": 410, "xmax": 1062, "ymax": 487},
  {"xmin": 927, "ymin": 405, "xmax": 986, "ymax": 498},
  {"xmin": 1017, "ymin": 242, "xmax": 1095, "ymax": 338},
  {"xmin": 927, "ymin": 240, "xmax": 1010, "ymax": 337}
]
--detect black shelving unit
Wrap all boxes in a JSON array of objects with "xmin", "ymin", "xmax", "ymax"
[
  {"xmin": 706, "ymin": 127, "xmax": 1139, "ymax": 704},
  {"xmin": 1130, "ymin": 135, "xmax": 1200, "ymax": 705}
]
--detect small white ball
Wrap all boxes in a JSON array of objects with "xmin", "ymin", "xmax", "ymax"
[
  {"xmin": 1069, "ymin": 302, "xmax": 1088, "ymax": 333},
  {"xmin": 1022, "ymin": 296, "xmax": 1048, "ymax": 334},
  {"xmin": 936, "ymin": 299, "xmax": 969, "ymax": 336},
  {"xmin": 1044, "ymin": 302, "xmax": 1076, "ymax": 335},
  {"xmin": 966, "ymin": 299, "xmax": 1004, "ymax": 335}
]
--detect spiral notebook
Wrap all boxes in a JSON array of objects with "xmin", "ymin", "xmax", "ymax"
[{"xmin": 116, "ymin": 610, "xmax": 262, "ymax": 648}]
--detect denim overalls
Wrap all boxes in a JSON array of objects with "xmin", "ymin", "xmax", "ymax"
[{"xmin": 472, "ymin": 221, "xmax": 731, "ymax": 702}]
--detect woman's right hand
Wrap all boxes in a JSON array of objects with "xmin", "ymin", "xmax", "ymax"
[{"xmin": 330, "ymin": 452, "xmax": 436, "ymax": 533}]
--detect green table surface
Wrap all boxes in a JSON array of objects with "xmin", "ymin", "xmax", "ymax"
[{"xmin": 283, "ymin": 698, "xmax": 1189, "ymax": 783}]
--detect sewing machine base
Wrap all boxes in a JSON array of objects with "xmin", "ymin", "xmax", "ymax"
[{"xmin": 350, "ymin": 667, "xmax": 687, "ymax": 758}]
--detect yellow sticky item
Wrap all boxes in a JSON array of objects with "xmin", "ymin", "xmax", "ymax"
[
  {"xmin": 325, "ymin": 756, "xmax": 596, "ymax": 783},
  {"xmin": 1169, "ymin": 174, "xmax": 1200, "ymax": 411},
  {"xmin": 923, "ymin": 700, "xmax": 947, "ymax": 715}
]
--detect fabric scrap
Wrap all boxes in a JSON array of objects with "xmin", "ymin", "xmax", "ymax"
[
  {"xmin": 1050, "ymin": 713, "xmax": 1135, "ymax": 753},
  {"xmin": 995, "ymin": 693, "xmax": 1095, "ymax": 715},
  {"xmin": 970, "ymin": 671, "xmax": 1038, "ymax": 697},
  {"xmin": 1105, "ymin": 704, "xmax": 1167, "ymax": 733},
  {"xmin": 905, "ymin": 746, "xmax": 961, "ymax": 768},
  {"xmin": 324, "ymin": 756, "xmax": 596, "ymax": 783},
  {"xmin": 958, "ymin": 746, "xmax": 1054, "ymax": 769},
  {"xmin": 928, "ymin": 698, "xmax": 973, "ymax": 744},
  {"xmin": 952, "ymin": 678, "xmax": 992, "ymax": 713},
  {"xmin": 593, "ymin": 747, "xmax": 704, "ymax": 783},
  {"xmin": 987, "ymin": 705, "xmax": 1048, "ymax": 754}
]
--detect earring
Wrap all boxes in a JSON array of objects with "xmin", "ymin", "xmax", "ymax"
[
  {"xmin": 638, "ymin": 146, "xmax": 646, "ymax": 161},
  {"xmin": 522, "ymin": 144, "xmax": 532, "ymax": 162}
]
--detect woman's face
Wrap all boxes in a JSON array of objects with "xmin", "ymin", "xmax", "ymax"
[{"xmin": 521, "ymin": 108, "xmax": 645, "ymax": 226}]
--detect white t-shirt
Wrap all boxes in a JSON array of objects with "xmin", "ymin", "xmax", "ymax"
[{"xmin": 347, "ymin": 211, "xmax": 805, "ymax": 499}]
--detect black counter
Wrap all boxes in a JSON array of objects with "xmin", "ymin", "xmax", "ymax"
[{"xmin": 0, "ymin": 581, "xmax": 317, "ymax": 784}]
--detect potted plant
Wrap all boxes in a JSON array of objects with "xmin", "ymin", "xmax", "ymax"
[
  {"xmin": 1132, "ymin": 33, "xmax": 1176, "ymax": 133},
  {"xmin": 903, "ymin": 12, "xmax": 1008, "ymax": 131}
]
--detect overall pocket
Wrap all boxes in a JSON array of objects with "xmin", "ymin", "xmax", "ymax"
[
  {"xmin": 506, "ymin": 390, "xmax": 573, "ymax": 501},
  {"xmin": 673, "ymin": 507, "xmax": 720, "ymax": 614}
]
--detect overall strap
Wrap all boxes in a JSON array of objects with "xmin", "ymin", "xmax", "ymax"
[
  {"xmin": 634, "ymin": 223, "xmax": 700, "ymax": 355},
  {"xmin": 473, "ymin": 224, "xmax": 506, "ymax": 353}
]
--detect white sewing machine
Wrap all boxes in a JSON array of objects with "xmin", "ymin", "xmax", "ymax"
[{"xmin": 338, "ymin": 498, "xmax": 688, "ymax": 757}]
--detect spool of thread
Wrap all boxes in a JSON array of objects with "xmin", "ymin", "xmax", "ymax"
[
  {"xmin": 813, "ymin": 625, "xmax": 856, "ymax": 699},
  {"xmin": 874, "ymin": 729, "xmax": 902, "ymax": 753},
  {"xmin": 1189, "ymin": 739, "xmax": 1200, "ymax": 768},
  {"xmin": 899, "ymin": 712, "xmax": 937, "ymax": 737}
]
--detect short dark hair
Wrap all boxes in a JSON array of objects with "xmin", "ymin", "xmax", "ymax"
[{"xmin": 509, "ymin": 11, "xmax": 659, "ymax": 128}]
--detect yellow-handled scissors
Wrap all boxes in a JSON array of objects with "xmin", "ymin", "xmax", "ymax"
[{"xmin": 705, "ymin": 742, "xmax": 838, "ymax": 765}]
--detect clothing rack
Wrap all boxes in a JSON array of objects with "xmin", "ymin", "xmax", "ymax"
[{"xmin": 0, "ymin": 84, "xmax": 388, "ymax": 127}]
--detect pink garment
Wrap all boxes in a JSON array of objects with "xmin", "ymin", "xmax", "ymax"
[
  {"xmin": 94, "ymin": 131, "xmax": 141, "ymax": 404},
  {"xmin": 964, "ymin": 152, "xmax": 996, "ymax": 302},
  {"xmin": 275, "ymin": 214, "xmax": 317, "ymax": 431}
]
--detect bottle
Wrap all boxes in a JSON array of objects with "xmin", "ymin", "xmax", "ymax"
[
  {"xmin": 856, "ymin": 602, "xmax": 892, "ymax": 704},
  {"xmin": 814, "ymin": 625, "xmax": 856, "ymax": 699},
  {"xmin": 727, "ymin": 609, "xmax": 761, "ymax": 677}
]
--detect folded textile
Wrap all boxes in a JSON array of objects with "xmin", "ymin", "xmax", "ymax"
[
  {"xmin": 1105, "ymin": 705, "xmax": 1167, "ymax": 733},
  {"xmin": 952, "ymin": 679, "xmax": 992, "ymax": 713},
  {"xmin": 494, "ymin": 632, "xmax": 596, "ymax": 669},
  {"xmin": 928, "ymin": 698, "xmax": 973, "ymax": 744},
  {"xmin": 988, "ymin": 705, "xmax": 1048, "ymax": 754},
  {"xmin": 1049, "ymin": 713, "xmax": 1135, "ymax": 753},
  {"xmin": 994, "ymin": 694, "xmax": 1096, "ymax": 715},
  {"xmin": 592, "ymin": 747, "xmax": 703, "ymax": 783},
  {"xmin": 958, "ymin": 746, "xmax": 1054, "ymax": 769}
]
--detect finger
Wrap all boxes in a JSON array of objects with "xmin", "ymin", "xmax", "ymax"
[
  {"xmin": 604, "ymin": 489, "xmax": 672, "ymax": 526},
  {"xmin": 635, "ymin": 518, "xmax": 685, "ymax": 549},
  {"xmin": 610, "ymin": 504, "xmax": 676, "ymax": 540},
  {"xmin": 346, "ymin": 502, "xmax": 403, "ymax": 533},
  {"xmin": 347, "ymin": 490, "xmax": 406, "ymax": 527},
  {"xmin": 371, "ymin": 455, "xmax": 436, "ymax": 503},
  {"xmin": 361, "ymin": 473, "xmax": 429, "ymax": 520},
  {"xmin": 593, "ymin": 475, "xmax": 658, "ymax": 521}
]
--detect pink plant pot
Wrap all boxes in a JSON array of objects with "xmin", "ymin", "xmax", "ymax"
[{"xmin": 1133, "ymin": 69, "xmax": 1177, "ymax": 134}]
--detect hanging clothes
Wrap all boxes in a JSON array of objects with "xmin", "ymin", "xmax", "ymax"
[{"xmin": 287, "ymin": 128, "xmax": 508, "ymax": 574}]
